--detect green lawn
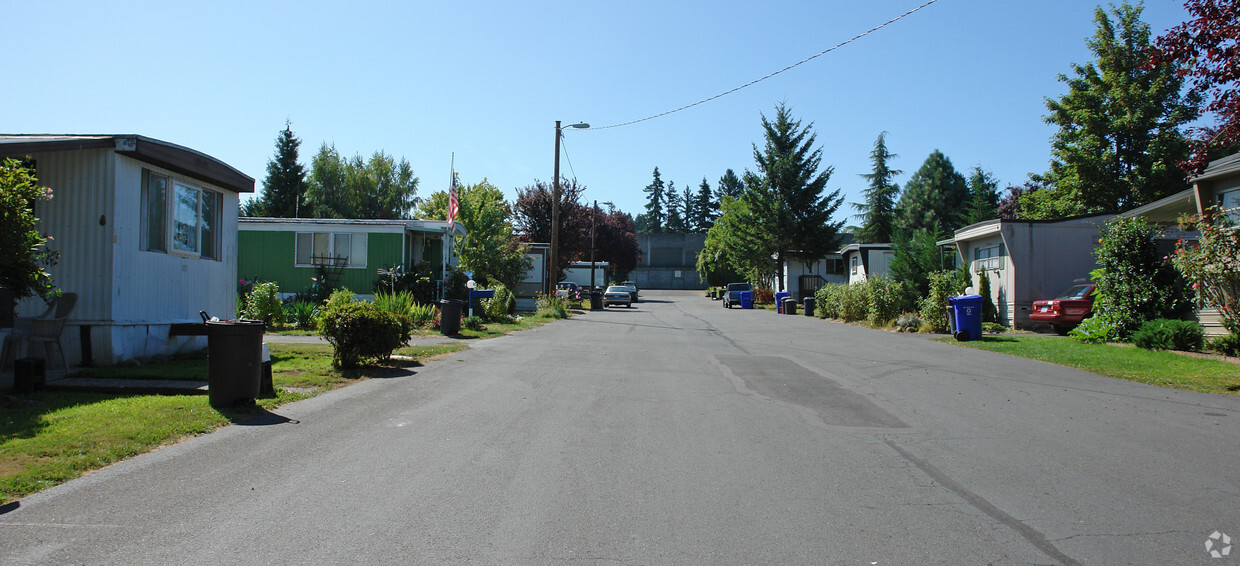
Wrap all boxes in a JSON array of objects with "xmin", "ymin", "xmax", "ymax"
[{"xmin": 939, "ymin": 335, "xmax": 1240, "ymax": 394}]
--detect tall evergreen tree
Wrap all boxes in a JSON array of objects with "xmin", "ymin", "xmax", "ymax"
[
  {"xmin": 963, "ymin": 166, "xmax": 1000, "ymax": 225},
  {"xmin": 717, "ymin": 169, "xmax": 743, "ymax": 201},
  {"xmin": 641, "ymin": 167, "xmax": 666, "ymax": 233},
  {"xmin": 665, "ymin": 181, "xmax": 686, "ymax": 233},
  {"xmin": 1034, "ymin": 2, "xmax": 1198, "ymax": 216},
  {"xmin": 251, "ymin": 121, "xmax": 308, "ymax": 218},
  {"xmin": 693, "ymin": 178, "xmax": 716, "ymax": 232},
  {"xmin": 740, "ymin": 103, "xmax": 845, "ymax": 290},
  {"xmin": 895, "ymin": 150, "xmax": 970, "ymax": 235},
  {"xmin": 851, "ymin": 131, "xmax": 902, "ymax": 243}
]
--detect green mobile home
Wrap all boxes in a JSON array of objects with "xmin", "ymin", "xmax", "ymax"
[{"xmin": 238, "ymin": 218, "xmax": 465, "ymax": 298}]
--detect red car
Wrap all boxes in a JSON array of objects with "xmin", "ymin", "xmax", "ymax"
[{"xmin": 1029, "ymin": 283, "xmax": 1096, "ymax": 335}]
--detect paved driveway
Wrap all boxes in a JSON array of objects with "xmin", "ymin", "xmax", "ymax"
[{"xmin": 3, "ymin": 290, "xmax": 1238, "ymax": 564}]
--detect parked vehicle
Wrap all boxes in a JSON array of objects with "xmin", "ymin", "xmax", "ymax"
[
  {"xmin": 620, "ymin": 281, "xmax": 639, "ymax": 302},
  {"xmin": 603, "ymin": 285, "xmax": 632, "ymax": 308},
  {"xmin": 723, "ymin": 282, "xmax": 752, "ymax": 309},
  {"xmin": 555, "ymin": 282, "xmax": 581, "ymax": 300},
  {"xmin": 1029, "ymin": 283, "xmax": 1096, "ymax": 334}
]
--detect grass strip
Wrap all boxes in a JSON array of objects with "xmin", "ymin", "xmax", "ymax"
[
  {"xmin": 939, "ymin": 335, "xmax": 1240, "ymax": 394},
  {"xmin": 0, "ymin": 341, "xmax": 468, "ymax": 504}
]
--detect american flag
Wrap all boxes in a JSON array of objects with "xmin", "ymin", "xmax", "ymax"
[{"xmin": 447, "ymin": 158, "xmax": 459, "ymax": 233}]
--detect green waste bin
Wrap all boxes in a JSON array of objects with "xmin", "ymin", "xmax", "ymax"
[{"xmin": 206, "ymin": 319, "xmax": 266, "ymax": 408}]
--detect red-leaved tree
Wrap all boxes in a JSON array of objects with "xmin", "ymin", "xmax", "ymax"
[{"xmin": 1149, "ymin": 0, "xmax": 1240, "ymax": 174}]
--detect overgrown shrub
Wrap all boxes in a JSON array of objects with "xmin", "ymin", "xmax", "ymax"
[
  {"xmin": 374, "ymin": 262, "xmax": 438, "ymax": 305},
  {"xmin": 867, "ymin": 276, "xmax": 904, "ymax": 327},
  {"xmin": 316, "ymin": 292, "xmax": 413, "ymax": 368},
  {"xmin": 243, "ymin": 281, "xmax": 285, "ymax": 325},
  {"xmin": 463, "ymin": 315, "xmax": 485, "ymax": 331},
  {"xmin": 482, "ymin": 284, "xmax": 516, "ymax": 323},
  {"xmin": 1208, "ymin": 333, "xmax": 1240, "ymax": 357},
  {"xmin": 814, "ymin": 284, "xmax": 842, "ymax": 319},
  {"xmin": 1173, "ymin": 209, "xmax": 1240, "ymax": 334},
  {"xmin": 1092, "ymin": 217, "xmax": 1192, "ymax": 338},
  {"xmin": 982, "ymin": 322, "xmax": 1006, "ymax": 334},
  {"xmin": 838, "ymin": 282, "xmax": 869, "ymax": 323},
  {"xmin": 373, "ymin": 290, "xmax": 417, "ymax": 317},
  {"xmin": 1069, "ymin": 315, "xmax": 1119, "ymax": 344},
  {"xmin": 1132, "ymin": 318, "xmax": 1204, "ymax": 352},
  {"xmin": 408, "ymin": 303, "xmax": 437, "ymax": 327},
  {"xmin": 536, "ymin": 294, "xmax": 568, "ymax": 319},
  {"xmin": 895, "ymin": 313, "xmax": 923, "ymax": 332},
  {"xmin": 919, "ymin": 270, "xmax": 967, "ymax": 333},
  {"xmin": 283, "ymin": 300, "xmax": 319, "ymax": 329},
  {"xmin": 754, "ymin": 288, "xmax": 775, "ymax": 305}
]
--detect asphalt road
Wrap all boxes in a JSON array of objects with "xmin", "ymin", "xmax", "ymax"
[{"xmin": 3, "ymin": 290, "xmax": 1239, "ymax": 565}]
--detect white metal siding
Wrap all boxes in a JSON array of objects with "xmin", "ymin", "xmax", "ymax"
[
  {"xmin": 114, "ymin": 155, "xmax": 239, "ymax": 325},
  {"xmin": 16, "ymin": 149, "xmax": 115, "ymax": 322}
]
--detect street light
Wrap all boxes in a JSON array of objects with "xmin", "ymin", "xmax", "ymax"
[{"xmin": 549, "ymin": 120, "xmax": 589, "ymax": 296}]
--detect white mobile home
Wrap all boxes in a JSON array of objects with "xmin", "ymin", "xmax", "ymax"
[{"xmin": 0, "ymin": 134, "xmax": 254, "ymax": 366}]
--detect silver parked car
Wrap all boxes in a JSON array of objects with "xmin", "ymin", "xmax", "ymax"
[{"xmin": 603, "ymin": 285, "xmax": 632, "ymax": 308}]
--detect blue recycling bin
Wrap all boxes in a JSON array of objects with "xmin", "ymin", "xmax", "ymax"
[
  {"xmin": 774, "ymin": 292, "xmax": 791, "ymax": 313},
  {"xmin": 948, "ymin": 294, "xmax": 984, "ymax": 341},
  {"xmin": 739, "ymin": 291, "xmax": 754, "ymax": 309}
]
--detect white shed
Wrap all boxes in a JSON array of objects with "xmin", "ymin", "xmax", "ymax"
[{"xmin": 0, "ymin": 134, "xmax": 254, "ymax": 366}]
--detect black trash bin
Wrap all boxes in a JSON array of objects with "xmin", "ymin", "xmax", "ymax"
[
  {"xmin": 205, "ymin": 319, "xmax": 266, "ymax": 408},
  {"xmin": 439, "ymin": 299, "xmax": 464, "ymax": 335},
  {"xmin": 782, "ymin": 297, "xmax": 797, "ymax": 315},
  {"xmin": 803, "ymin": 297, "xmax": 815, "ymax": 317},
  {"xmin": 590, "ymin": 291, "xmax": 603, "ymax": 311}
]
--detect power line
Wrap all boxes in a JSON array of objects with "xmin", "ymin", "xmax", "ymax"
[{"xmin": 591, "ymin": 0, "xmax": 941, "ymax": 130}]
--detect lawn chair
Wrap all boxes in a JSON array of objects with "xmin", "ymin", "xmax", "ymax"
[{"xmin": 0, "ymin": 293, "xmax": 78, "ymax": 373}]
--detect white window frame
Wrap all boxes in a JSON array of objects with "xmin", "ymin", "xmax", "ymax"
[
  {"xmin": 972, "ymin": 243, "xmax": 1006, "ymax": 273},
  {"xmin": 1218, "ymin": 187, "xmax": 1239, "ymax": 223},
  {"xmin": 295, "ymin": 232, "xmax": 367, "ymax": 268},
  {"xmin": 142, "ymin": 170, "xmax": 220, "ymax": 260},
  {"xmin": 849, "ymin": 254, "xmax": 860, "ymax": 275}
]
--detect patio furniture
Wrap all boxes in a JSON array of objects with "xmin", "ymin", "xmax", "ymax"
[{"xmin": 1, "ymin": 293, "xmax": 78, "ymax": 373}]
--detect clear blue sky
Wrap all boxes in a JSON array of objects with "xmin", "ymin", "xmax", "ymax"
[{"xmin": 2, "ymin": 0, "xmax": 1193, "ymax": 225}]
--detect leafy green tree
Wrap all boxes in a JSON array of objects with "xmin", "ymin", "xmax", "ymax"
[
  {"xmin": 1034, "ymin": 2, "xmax": 1198, "ymax": 216},
  {"xmin": 895, "ymin": 150, "xmax": 969, "ymax": 235},
  {"xmin": 304, "ymin": 143, "xmax": 419, "ymax": 219},
  {"xmin": 963, "ymin": 167, "xmax": 1000, "ymax": 225},
  {"xmin": 416, "ymin": 179, "xmax": 531, "ymax": 290},
  {"xmin": 0, "ymin": 159, "xmax": 59, "ymax": 302},
  {"xmin": 250, "ymin": 121, "xmax": 308, "ymax": 218},
  {"xmin": 1091, "ymin": 216, "xmax": 1192, "ymax": 338},
  {"xmin": 852, "ymin": 131, "xmax": 902, "ymax": 243},
  {"xmin": 701, "ymin": 195, "xmax": 778, "ymax": 285},
  {"xmin": 640, "ymin": 167, "xmax": 666, "ymax": 234},
  {"xmin": 692, "ymin": 177, "xmax": 716, "ymax": 232},
  {"xmin": 739, "ymin": 103, "xmax": 845, "ymax": 291}
]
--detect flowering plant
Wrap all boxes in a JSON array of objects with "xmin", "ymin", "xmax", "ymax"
[{"xmin": 1173, "ymin": 208, "xmax": 1240, "ymax": 333}]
